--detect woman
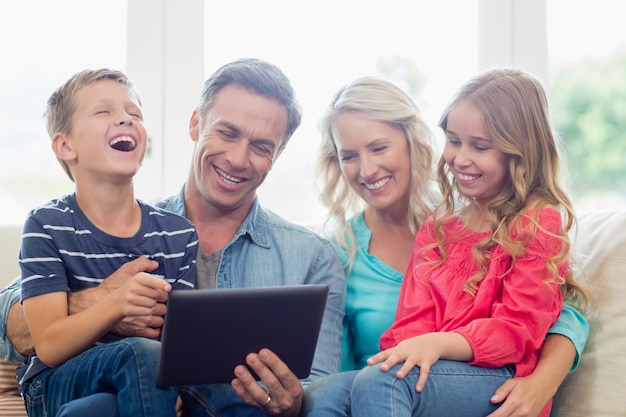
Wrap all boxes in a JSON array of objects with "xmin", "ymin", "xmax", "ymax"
[
  {"xmin": 316, "ymin": 76, "xmax": 436, "ymax": 371},
  {"xmin": 305, "ymin": 76, "xmax": 588, "ymax": 417}
]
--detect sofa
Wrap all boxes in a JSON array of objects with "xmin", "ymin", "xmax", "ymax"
[{"xmin": 1, "ymin": 210, "xmax": 626, "ymax": 416}]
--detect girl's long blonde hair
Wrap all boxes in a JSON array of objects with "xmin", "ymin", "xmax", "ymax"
[
  {"xmin": 435, "ymin": 68, "xmax": 588, "ymax": 310},
  {"xmin": 316, "ymin": 76, "xmax": 437, "ymax": 267}
]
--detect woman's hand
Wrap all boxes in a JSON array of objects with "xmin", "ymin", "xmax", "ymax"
[{"xmin": 486, "ymin": 334, "xmax": 576, "ymax": 417}]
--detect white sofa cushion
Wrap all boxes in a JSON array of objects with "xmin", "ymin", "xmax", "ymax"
[{"xmin": 552, "ymin": 210, "xmax": 626, "ymax": 416}]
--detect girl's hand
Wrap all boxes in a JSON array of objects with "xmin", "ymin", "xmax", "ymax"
[
  {"xmin": 367, "ymin": 332, "xmax": 474, "ymax": 392},
  {"xmin": 367, "ymin": 334, "xmax": 442, "ymax": 392}
]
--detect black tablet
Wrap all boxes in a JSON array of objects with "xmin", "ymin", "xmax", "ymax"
[{"xmin": 156, "ymin": 285, "xmax": 329, "ymax": 386}]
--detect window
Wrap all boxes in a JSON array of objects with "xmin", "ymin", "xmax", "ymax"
[
  {"xmin": 0, "ymin": 0, "xmax": 128, "ymax": 225},
  {"xmin": 4, "ymin": 0, "xmax": 621, "ymax": 227},
  {"xmin": 204, "ymin": 0, "xmax": 479, "ymax": 224},
  {"xmin": 547, "ymin": 0, "xmax": 626, "ymax": 211}
]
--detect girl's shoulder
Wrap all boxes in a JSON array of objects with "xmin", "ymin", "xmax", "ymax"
[
  {"xmin": 517, "ymin": 205, "xmax": 563, "ymax": 229},
  {"xmin": 420, "ymin": 214, "xmax": 478, "ymax": 242}
]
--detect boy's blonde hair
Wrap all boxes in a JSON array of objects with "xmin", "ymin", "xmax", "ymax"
[
  {"xmin": 45, "ymin": 68, "xmax": 141, "ymax": 181},
  {"xmin": 316, "ymin": 76, "xmax": 437, "ymax": 268},
  {"xmin": 435, "ymin": 68, "xmax": 588, "ymax": 310}
]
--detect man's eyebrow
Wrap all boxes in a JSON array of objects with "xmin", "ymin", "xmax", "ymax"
[
  {"xmin": 214, "ymin": 120, "xmax": 278, "ymax": 148},
  {"xmin": 215, "ymin": 120, "xmax": 240, "ymax": 134},
  {"xmin": 251, "ymin": 137, "xmax": 278, "ymax": 149}
]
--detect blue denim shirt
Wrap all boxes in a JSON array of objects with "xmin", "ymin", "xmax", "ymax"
[
  {"xmin": 0, "ymin": 277, "xmax": 23, "ymax": 362},
  {"xmin": 153, "ymin": 185, "xmax": 346, "ymax": 385}
]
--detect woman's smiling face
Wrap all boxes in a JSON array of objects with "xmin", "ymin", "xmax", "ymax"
[{"xmin": 334, "ymin": 111, "xmax": 411, "ymax": 213}]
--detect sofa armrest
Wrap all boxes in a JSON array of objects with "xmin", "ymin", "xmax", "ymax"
[
  {"xmin": 552, "ymin": 210, "xmax": 626, "ymax": 416},
  {"xmin": 0, "ymin": 358, "xmax": 27, "ymax": 416}
]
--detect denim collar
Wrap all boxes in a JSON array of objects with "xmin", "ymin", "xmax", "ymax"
[{"xmin": 165, "ymin": 184, "xmax": 271, "ymax": 250}]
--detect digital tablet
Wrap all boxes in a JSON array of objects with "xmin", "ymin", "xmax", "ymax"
[{"xmin": 156, "ymin": 285, "xmax": 329, "ymax": 386}]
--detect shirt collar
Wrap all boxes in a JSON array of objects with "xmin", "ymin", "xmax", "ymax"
[
  {"xmin": 235, "ymin": 196, "xmax": 271, "ymax": 249},
  {"xmin": 173, "ymin": 183, "xmax": 271, "ymax": 250}
]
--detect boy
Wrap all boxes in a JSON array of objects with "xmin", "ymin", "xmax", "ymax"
[{"xmin": 16, "ymin": 69, "xmax": 198, "ymax": 417}]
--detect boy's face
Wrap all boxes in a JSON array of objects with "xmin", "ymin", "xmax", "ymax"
[{"xmin": 53, "ymin": 79, "xmax": 147, "ymax": 183}]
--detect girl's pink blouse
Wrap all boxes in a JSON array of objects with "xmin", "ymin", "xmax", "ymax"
[{"xmin": 380, "ymin": 207, "xmax": 567, "ymax": 378}]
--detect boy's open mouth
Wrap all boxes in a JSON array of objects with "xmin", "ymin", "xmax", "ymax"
[{"xmin": 109, "ymin": 136, "xmax": 137, "ymax": 152}]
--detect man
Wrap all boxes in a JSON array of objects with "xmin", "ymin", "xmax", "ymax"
[{"xmin": 1, "ymin": 58, "xmax": 345, "ymax": 417}]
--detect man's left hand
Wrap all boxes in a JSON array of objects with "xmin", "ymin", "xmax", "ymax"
[{"xmin": 231, "ymin": 348, "xmax": 303, "ymax": 417}]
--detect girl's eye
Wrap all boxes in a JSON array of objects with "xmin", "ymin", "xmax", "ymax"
[
  {"xmin": 339, "ymin": 154, "xmax": 356, "ymax": 162},
  {"xmin": 372, "ymin": 146, "xmax": 387, "ymax": 153},
  {"xmin": 447, "ymin": 137, "xmax": 460, "ymax": 146}
]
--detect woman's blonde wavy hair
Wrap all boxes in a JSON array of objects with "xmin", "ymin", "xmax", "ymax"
[
  {"xmin": 435, "ymin": 68, "xmax": 588, "ymax": 310},
  {"xmin": 315, "ymin": 76, "xmax": 437, "ymax": 268}
]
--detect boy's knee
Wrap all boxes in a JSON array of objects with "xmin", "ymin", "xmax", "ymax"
[
  {"xmin": 118, "ymin": 337, "xmax": 160, "ymax": 356},
  {"xmin": 108, "ymin": 337, "xmax": 161, "ymax": 370},
  {"xmin": 56, "ymin": 393, "xmax": 119, "ymax": 417}
]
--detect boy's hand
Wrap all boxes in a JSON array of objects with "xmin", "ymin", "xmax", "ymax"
[
  {"xmin": 68, "ymin": 257, "xmax": 166, "ymax": 338},
  {"xmin": 68, "ymin": 257, "xmax": 159, "ymax": 314},
  {"xmin": 116, "ymin": 272, "xmax": 171, "ymax": 318}
]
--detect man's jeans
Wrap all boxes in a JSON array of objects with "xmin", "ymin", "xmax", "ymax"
[{"xmin": 180, "ymin": 383, "xmax": 271, "ymax": 417}]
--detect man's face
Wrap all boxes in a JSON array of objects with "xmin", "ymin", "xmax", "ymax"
[{"xmin": 189, "ymin": 83, "xmax": 288, "ymax": 214}]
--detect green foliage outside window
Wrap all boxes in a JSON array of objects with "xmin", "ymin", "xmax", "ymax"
[{"xmin": 551, "ymin": 51, "xmax": 626, "ymax": 204}]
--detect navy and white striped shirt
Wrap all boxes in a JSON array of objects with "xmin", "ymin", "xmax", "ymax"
[{"xmin": 17, "ymin": 193, "xmax": 198, "ymax": 390}]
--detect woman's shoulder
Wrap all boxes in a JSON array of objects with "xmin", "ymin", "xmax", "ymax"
[{"xmin": 347, "ymin": 211, "xmax": 367, "ymax": 233}]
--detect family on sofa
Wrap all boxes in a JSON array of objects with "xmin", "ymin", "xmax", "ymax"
[{"xmin": 1, "ymin": 57, "xmax": 624, "ymax": 417}]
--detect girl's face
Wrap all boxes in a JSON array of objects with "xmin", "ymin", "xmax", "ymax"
[
  {"xmin": 334, "ymin": 111, "xmax": 411, "ymax": 214},
  {"xmin": 443, "ymin": 100, "xmax": 508, "ymax": 206}
]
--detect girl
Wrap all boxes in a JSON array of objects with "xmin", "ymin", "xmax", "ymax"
[{"xmin": 348, "ymin": 68, "xmax": 588, "ymax": 417}]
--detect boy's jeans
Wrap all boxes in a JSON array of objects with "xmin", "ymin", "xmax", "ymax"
[{"xmin": 20, "ymin": 337, "xmax": 178, "ymax": 417}]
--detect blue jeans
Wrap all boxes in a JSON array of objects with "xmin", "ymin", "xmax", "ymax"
[
  {"xmin": 180, "ymin": 383, "xmax": 271, "ymax": 417},
  {"xmin": 54, "ymin": 382, "xmax": 273, "ymax": 417},
  {"xmin": 20, "ymin": 337, "xmax": 178, "ymax": 417},
  {"xmin": 303, "ymin": 360, "xmax": 515, "ymax": 417},
  {"xmin": 56, "ymin": 393, "xmax": 118, "ymax": 417}
]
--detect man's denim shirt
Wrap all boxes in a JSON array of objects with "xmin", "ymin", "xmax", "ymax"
[{"xmin": 154, "ymin": 185, "xmax": 346, "ymax": 385}]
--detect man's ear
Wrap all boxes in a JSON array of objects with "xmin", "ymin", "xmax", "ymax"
[
  {"xmin": 51, "ymin": 133, "xmax": 77, "ymax": 162},
  {"xmin": 189, "ymin": 109, "xmax": 200, "ymax": 142}
]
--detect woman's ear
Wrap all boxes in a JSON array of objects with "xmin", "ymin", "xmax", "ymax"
[{"xmin": 51, "ymin": 132, "xmax": 77, "ymax": 162}]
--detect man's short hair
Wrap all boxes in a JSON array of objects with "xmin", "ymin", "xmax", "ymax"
[{"xmin": 197, "ymin": 58, "xmax": 302, "ymax": 152}]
